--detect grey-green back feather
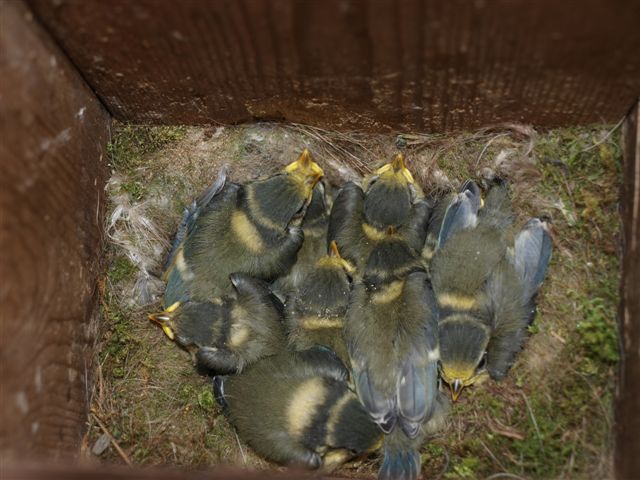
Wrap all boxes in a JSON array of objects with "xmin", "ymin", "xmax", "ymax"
[{"xmin": 219, "ymin": 350, "xmax": 380, "ymax": 468}]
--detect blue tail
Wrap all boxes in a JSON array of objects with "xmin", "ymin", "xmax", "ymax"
[{"xmin": 379, "ymin": 429, "xmax": 422, "ymax": 480}]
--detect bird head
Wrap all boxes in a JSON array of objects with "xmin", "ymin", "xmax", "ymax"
[
  {"xmin": 438, "ymin": 315, "xmax": 491, "ymax": 401},
  {"xmin": 148, "ymin": 301, "xmax": 219, "ymax": 350},
  {"xmin": 363, "ymin": 153, "xmax": 420, "ymax": 228},
  {"xmin": 247, "ymin": 149, "xmax": 324, "ymax": 230},
  {"xmin": 363, "ymin": 229, "xmax": 425, "ymax": 285},
  {"xmin": 318, "ymin": 240, "xmax": 357, "ymax": 277},
  {"xmin": 284, "ymin": 148, "xmax": 325, "ymax": 204},
  {"xmin": 148, "ymin": 301, "xmax": 182, "ymax": 341}
]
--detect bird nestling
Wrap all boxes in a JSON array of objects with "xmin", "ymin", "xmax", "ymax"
[
  {"xmin": 345, "ymin": 230, "xmax": 440, "ymax": 480},
  {"xmin": 214, "ymin": 347, "xmax": 383, "ymax": 471},
  {"xmin": 430, "ymin": 179, "xmax": 552, "ymax": 401},
  {"xmin": 149, "ymin": 273, "xmax": 285, "ymax": 374},
  {"xmin": 328, "ymin": 153, "xmax": 432, "ymax": 271},
  {"xmin": 285, "ymin": 240, "xmax": 355, "ymax": 367},
  {"xmin": 271, "ymin": 180, "xmax": 332, "ymax": 300},
  {"xmin": 162, "ymin": 149, "xmax": 323, "ymax": 306}
]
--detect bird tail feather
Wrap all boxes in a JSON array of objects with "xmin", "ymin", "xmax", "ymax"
[{"xmin": 379, "ymin": 428, "xmax": 422, "ymax": 480}]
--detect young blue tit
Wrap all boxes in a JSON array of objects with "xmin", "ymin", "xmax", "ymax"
[
  {"xmin": 149, "ymin": 273, "xmax": 286, "ymax": 374},
  {"xmin": 214, "ymin": 348, "xmax": 383, "ymax": 471},
  {"xmin": 430, "ymin": 180, "xmax": 552, "ymax": 401},
  {"xmin": 345, "ymin": 232, "xmax": 440, "ymax": 480},
  {"xmin": 328, "ymin": 153, "xmax": 431, "ymax": 270},
  {"xmin": 163, "ymin": 149, "xmax": 323, "ymax": 306},
  {"xmin": 285, "ymin": 241, "xmax": 356, "ymax": 367},
  {"xmin": 271, "ymin": 180, "xmax": 332, "ymax": 299}
]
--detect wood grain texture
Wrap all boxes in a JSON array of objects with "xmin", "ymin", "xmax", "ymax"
[
  {"xmin": 0, "ymin": 0, "xmax": 110, "ymax": 460},
  {"xmin": 616, "ymin": 99, "xmax": 640, "ymax": 479},
  {"xmin": 28, "ymin": 0, "xmax": 640, "ymax": 132},
  {"xmin": 3, "ymin": 464, "xmax": 317, "ymax": 480}
]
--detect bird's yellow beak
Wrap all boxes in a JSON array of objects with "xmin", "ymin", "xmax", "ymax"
[
  {"xmin": 148, "ymin": 301, "xmax": 180, "ymax": 340},
  {"xmin": 449, "ymin": 378, "xmax": 464, "ymax": 402},
  {"xmin": 328, "ymin": 240, "xmax": 356, "ymax": 275},
  {"xmin": 285, "ymin": 148, "xmax": 324, "ymax": 187},
  {"xmin": 374, "ymin": 153, "xmax": 415, "ymax": 184}
]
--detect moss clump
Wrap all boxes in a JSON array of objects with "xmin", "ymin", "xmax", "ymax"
[
  {"xmin": 108, "ymin": 255, "xmax": 137, "ymax": 284},
  {"xmin": 107, "ymin": 124, "xmax": 187, "ymax": 172}
]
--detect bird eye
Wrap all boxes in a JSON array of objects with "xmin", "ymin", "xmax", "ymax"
[
  {"xmin": 368, "ymin": 175, "xmax": 379, "ymax": 187},
  {"xmin": 476, "ymin": 352, "xmax": 487, "ymax": 372}
]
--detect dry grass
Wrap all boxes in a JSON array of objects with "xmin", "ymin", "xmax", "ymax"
[{"xmin": 88, "ymin": 121, "xmax": 622, "ymax": 479}]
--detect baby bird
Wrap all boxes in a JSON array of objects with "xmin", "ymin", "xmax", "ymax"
[
  {"xmin": 215, "ymin": 347, "xmax": 382, "ymax": 471},
  {"xmin": 430, "ymin": 180, "xmax": 552, "ymax": 401},
  {"xmin": 345, "ymin": 232, "xmax": 440, "ymax": 480},
  {"xmin": 285, "ymin": 241, "xmax": 355, "ymax": 366},
  {"xmin": 271, "ymin": 180, "xmax": 332, "ymax": 299},
  {"xmin": 163, "ymin": 149, "xmax": 323, "ymax": 306},
  {"xmin": 149, "ymin": 273, "xmax": 285, "ymax": 374},
  {"xmin": 328, "ymin": 153, "xmax": 431, "ymax": 270}
]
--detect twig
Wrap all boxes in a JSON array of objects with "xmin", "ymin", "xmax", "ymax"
[
  {"xmin": 91, "ymin": 410, "xmax": 133, "ymax": 466},
  {"xmin": 475, "ymin": 133, "xmax": 510, "ymax": 169},
  {"xmin": 480, "ymin": 440, "xmax": 507, "ymax": 472},
  {"xmin": 234, "ymin": 429, "xmax": 247, "ymax": 466},
  {"xmin": 519, "ymin": 391, "xmax": 543, "ymax": 447},
  {"xmin": 487, "ymin": 417, "xmax": 526, "ymax": 441},
  {"xmin": 580, "ymin": 116, "xmax": 625, "ymax": 153}
]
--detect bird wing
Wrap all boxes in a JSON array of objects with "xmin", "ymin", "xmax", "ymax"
[
  {"xmin": 395, "ymin": 272, "xmax": 439, "ymax": 438},
  {"xmin": 484, "ymin": 259, "xmax": 530, "ymax": 380},
  {"xmin": 163, "ymin": 166, "xmax": 229, "ymax": 271},
  {"xmin": 513, "ymin": 218, "xmax": 552, "ymax": 302},
  {"xmin": 437, "ymin": 180, "xmax": 482, "ymax": 248},
  {"xmin": 327, "ymin": 182, "xmax": 365, "ymax": 264},
  {"xmin": 351, "ymin": 361, "xmax": 397, "ymax": 434},
  {"xmin": 347, "ymin": 280, "xmax": 398, "ymax": 433}
]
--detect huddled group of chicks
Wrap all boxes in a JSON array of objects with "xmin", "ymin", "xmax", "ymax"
[{"xmin": 149, "ymin": 149, "xmax": 552, "ymax": 479}]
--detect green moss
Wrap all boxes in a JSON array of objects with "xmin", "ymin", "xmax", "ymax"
[
  {"xmin": 577, "ymin": 297, "xmax": 619, "ymax": 365},
  {"xmin": 108, "ymin": 255, "xmax": 137, "ymax": 284},
  {"xmin": 121, "ymin": 180, "xmax": 147, "ymax": 200},
  {"xmin": 446, "ymin": 456, "xmax": 481, "ymax": 478},
  {"xmin": 107, "ymin": 124, "xmax": 187, "ymax": 172},
  {"xmin": 198, "ymin": 387, "xmax": 216, "ymax": 411}
]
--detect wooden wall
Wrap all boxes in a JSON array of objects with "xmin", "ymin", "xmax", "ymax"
[
  {"xmin": 28, "ymin": 0, "xmax": 640, "ymax": 132},
  {"xmin": 2, "ymin": 0, "xmax": 640, "ymax": 476},
  {"xmin": 616, "ymin": 100, "xmax": 640, "ymax": 478},
  {"xmin": 0, "ymin": 0, "xmax": 110, "ymax": 460}
]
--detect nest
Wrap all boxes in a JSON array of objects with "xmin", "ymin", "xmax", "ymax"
[{"xmin": 88, "ymin": 122, "xmax": 621, "ymax": 478}]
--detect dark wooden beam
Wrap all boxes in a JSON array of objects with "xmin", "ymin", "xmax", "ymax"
[
  {"xmin": 616, "ymin": 99, "xmax": 640, "ymax": 479},
  {"xmin": 28, "ymin": 0, "xmax": 640, "ymax": 132},
  {"xmin": 0, "ymin": 0, "xmax": 110, "ymax": 460}
]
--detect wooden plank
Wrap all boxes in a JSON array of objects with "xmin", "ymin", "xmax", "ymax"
[
  {"xmin": 2, "ymin": 464, "xmax": 314, "ymax": 479},
  {"xmin": 0, "ymin": 0, "xmax": 110, "ymax": 459},
  {"xmin": 28, "ymin": 0, "xmax": 640, "ymax": 132},
  {"xmin": 616, "ymin": 99, "xmax": 640, "ymax": 478}
]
